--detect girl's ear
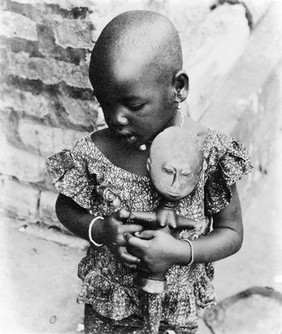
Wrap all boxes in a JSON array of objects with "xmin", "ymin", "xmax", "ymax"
[{"xmin": 173, "ymin": 70, "xmax": 189, "ymax": 103}]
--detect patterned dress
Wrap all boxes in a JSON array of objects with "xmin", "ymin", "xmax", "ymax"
[{"xmin": 46, "ymin": 129, "xmax": 252, "ymax": 334}]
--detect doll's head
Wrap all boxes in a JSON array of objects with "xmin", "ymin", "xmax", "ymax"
[
  {"xmin": 89, "ymin": 10, "xmax": 189, "ymax": 149},
  {"xmin": 147, "ymin": 127, "xmax": 203, "ymax": 201}
]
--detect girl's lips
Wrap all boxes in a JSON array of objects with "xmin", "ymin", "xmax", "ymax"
[
  {"xmin": 125, "ymin": 135, "xmax": 138, "ymax": 145},
  {"xmin": 116, "ymin": 130, "xmax": 131, "ymax": 137},
  {"xmin": 116, "ymin": 131, "xmax": 139, "ymax": 145}
]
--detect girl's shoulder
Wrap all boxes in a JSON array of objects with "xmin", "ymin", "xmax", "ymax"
[
  {"xmin": 202, "ymin": 128, "xmax": 248, "ymax": 158},
  {"xmin": 201, "ymin": 127, "xmax": 252, "ymax": 215},
  {"xmin": 202, "ymin": 126, "xmax": 252, "ymax": 187}
]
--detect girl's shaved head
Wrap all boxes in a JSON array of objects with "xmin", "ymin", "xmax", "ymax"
[{"xmin": 89, "ymin": 10, "xmax": 183, "ymax": 89}]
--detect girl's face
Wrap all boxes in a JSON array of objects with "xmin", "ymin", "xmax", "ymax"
[{"xmin": 93, "ymin": 55, "xmax": 177, "ymax": 148}]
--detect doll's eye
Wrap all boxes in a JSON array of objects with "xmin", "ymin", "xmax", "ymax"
[{"xmin": 162, "ymin": 167, "xmax": 174, "ymax": 175}]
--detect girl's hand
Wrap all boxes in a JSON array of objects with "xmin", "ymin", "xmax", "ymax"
[
  {"xmin": 101, "ymin": 208, "xmax": 143, "ymax": 245},
  {"xmin": 125, "ymin": 230, "xmax": 185, "ymax": 276},
  {"xmin": 101, "ymin": 209, "xmax": 144, "ymax": 269}
]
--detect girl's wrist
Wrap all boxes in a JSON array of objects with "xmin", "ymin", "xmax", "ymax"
[
  {"xmin": 173, "ymin": 239, "xmax": 194, "ymax": 266},
  {"xmin": 89, "ymin": 216, "xmax": 105, "ymax": 246},
  {"xmin": 183, "ymin": 239, "xmax": 194, "ymax": 265}
]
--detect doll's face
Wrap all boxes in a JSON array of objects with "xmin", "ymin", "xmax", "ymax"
[
  {"xmin": 148, "ymin": 154, "xmax": 200, "ymax": 201},
  {"xmin": 148, "ymin": 128, "xmax": 202, "ymax": 201}
]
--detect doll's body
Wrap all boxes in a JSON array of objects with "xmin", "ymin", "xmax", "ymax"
[{"xmin": 130, "ymin": 126, "xmax": 204, "ymax": 293}]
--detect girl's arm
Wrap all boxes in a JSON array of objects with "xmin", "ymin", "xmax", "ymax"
[
  {"xmin": 191, "ymin": 182, "xmax": 243, "ymax": 263},
  {"xmin": 126, "ymin": 183, "xmax": 243, "ymax": 275},
  {"xmin": 56, "ymin": 193, "xmax": 143, "ymax": 268},
  {"xmin": 56, "ymin": 193, "xmax": 96, "ymax": 241}
]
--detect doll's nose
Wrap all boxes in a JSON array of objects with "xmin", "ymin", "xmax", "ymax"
[{"xmin": 171, "ymin": 173, "xmax": 180, "ymax": 188}]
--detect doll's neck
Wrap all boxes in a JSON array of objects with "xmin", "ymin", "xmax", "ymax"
[{"xmin": 159, "ymin": 198, "xmax": 178, "ymax": 209}]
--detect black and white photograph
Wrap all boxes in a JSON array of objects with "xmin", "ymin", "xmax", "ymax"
[{"xmin": 0, "ymin": 0, "xmax": 281, "ymax": 333}]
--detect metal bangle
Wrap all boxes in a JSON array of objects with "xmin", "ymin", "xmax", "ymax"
[
  {"xmin": 183, "ymin": 238, "xmax": 194, "ymax": 265},
  {"xmin": 88, "ymin": 216, "xmax": 104, "ymax": 247}
]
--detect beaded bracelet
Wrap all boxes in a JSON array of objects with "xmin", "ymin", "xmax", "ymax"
[
  {"xmin": 183, "ymin": 238, "xmax": 194, "ymax": 265},
  {"xmin": 88, "ymin": 216, "xmax": 104, "ymax": 247}
]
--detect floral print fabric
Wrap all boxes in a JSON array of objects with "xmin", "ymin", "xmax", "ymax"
[{"xmin": 46, "ymin": 129, "xmax": 252, "ymax": 332}]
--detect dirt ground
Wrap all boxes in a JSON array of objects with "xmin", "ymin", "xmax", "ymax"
[{"xmin": 1, "ymin": 129, "xmax": 282, "ymax": 334}]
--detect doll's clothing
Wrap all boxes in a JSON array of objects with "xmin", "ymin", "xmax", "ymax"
[{"xmin": 46, "ymin": 129, "xmax": 252, "ymax": 332}]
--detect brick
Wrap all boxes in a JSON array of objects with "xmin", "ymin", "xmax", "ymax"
[
  {"xmin": 0, "ymin": 142, "xmax": 46, "ymax": 183},
  {"xmin": 53, "ymin": 18, "xmax": 93, "ymax": 49},
  {"xmin": 18, "ymin": 119, "xmax": 87, "ymax": 156},
  {"xmin": 39, "ymin": 190, "xmax": 77, "ymax": 236},
  {"xmin": 13, "ymin": 0, "xmax": 94, "ymax": 11},
  {"xmin": 8, "ymin": 52, "xmax": 91, "ymax": 88},
  {"xmin": 60, "ymin": 96, "xmax": 98, "ymax": 129},
  {"xmin": 39, "ymin": 190, "xmax": 59, "ymax": 224},
  {"xmin": 0, "ymin": 84, "xmax": 52, "ymax": 119},
  {"xmin": 88, "ymin": 1, "xmax": 144, "ymax": 40},
  {"xmin": 0, "ymin": 176, "xmax": 39, "ymax": 219},
  {"xmin": 96, "ymin": 105, "xmax": 106, "ymax": 128},
  {"xmin": 0, "ymin": 11, "xmax": 37, "ymax": 41}
]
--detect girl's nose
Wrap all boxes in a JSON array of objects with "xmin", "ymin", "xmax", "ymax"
[{"xmin": 111, "ymin": 107, "xmax": 129, "ymax": 127}]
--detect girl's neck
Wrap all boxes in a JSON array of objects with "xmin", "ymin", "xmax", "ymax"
[
  {"xmin": 91, "ymin": 129, "xmax": 150, "ymax": 176},
  {"xmin": 139, "ymin": 109, "xmax": 184, "ymax": 151}
]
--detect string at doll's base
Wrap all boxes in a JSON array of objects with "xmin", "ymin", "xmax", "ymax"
[
  {"xmin": 143, "ymin": 293, "xmax": 163, "ymax": 334},
  {"xmin": 136, "ymin": 275, "xmax": 166, "ymax": 294}
]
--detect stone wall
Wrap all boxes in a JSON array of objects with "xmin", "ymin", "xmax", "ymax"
[{"xmin": 0, "ymin": 0, "xmax": 280, "ymax": 241}]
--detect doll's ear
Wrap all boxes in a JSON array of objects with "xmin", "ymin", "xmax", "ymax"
[
  {"xmin": 173, "ymin": 70, "xmax": 189, "ymax": 103},
  {"xmin": 146, "ymin": 158, "xmax": 151, "ymax": 172}
]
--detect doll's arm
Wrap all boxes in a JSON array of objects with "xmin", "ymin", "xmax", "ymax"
[{"xmin": 129, "ymin": 210, "xmax": 196, "ymax": 230}]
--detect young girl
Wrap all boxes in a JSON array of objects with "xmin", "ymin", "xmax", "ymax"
[{"xmin": 46, "ymin": 10, "xmax": 252, "ymax": 334}]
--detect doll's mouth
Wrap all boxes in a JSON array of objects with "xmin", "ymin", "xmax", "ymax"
[{"xmin": 165, "ymin": 191, "xmax": 182, "ymax": 200}]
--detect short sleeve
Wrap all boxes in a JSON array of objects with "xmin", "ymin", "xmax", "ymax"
[
  {"xmin": 46, "ymin": 137, "xmax": 97, "ymax": 210},
  {"xmin": 204, "ymin": 131, "xmax": 252, "ymax": 215}
]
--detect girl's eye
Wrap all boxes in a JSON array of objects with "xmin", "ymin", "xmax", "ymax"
[
  {"xmin": 126, "ymin": 103, "xmax": 145, "ymax": 111},
  {"xmin": 181, "ymin": 172, "xmax": 191, "ymax": 178}
]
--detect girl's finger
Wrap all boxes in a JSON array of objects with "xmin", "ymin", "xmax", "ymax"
[
  {"xmin": 120, "ymin": 224, "xmax": 144, "ymax": 234},
  {"xmin": 134, "ymin": 230, "xmax": 156, "ymax": 240},
  {"xmin": 115, "ymin": 226, "xmax": 143, "ymax": 245},
  {"xmin": 120, "ymin": 249, "xmax": 140, "ymax": 264},
  {"xmin": 116, "ymin": 208, "xmax": 131, "ymax": 220},
  {"xmin": 126, "ymin": 231, "xmax": 155, "ymax": 248},
  {"xmin": 123, "ymin": 263, "xmax": 138, "ymax": 270}
]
